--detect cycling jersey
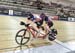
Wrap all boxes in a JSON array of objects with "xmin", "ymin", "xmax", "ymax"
[
  {"xmin": 28, "ymin": 14, "xmax": 41, "ymax": 21},
  {"xmin": 40, "ymin": 15, "xmax": 53, "ymax": 28}
]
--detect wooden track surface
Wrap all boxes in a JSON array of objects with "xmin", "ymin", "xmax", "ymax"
[{"xmin": 0, "ymin": 15, "xmax": 75, "ymax": 52}]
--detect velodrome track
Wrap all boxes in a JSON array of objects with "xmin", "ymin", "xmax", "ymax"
[{"xmin": 0, "ymin": 15, "xmax": 75, "ymax": 53}]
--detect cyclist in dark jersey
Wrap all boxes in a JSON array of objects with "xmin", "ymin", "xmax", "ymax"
[{"xmin": 40, "ymin": 13, "xmax": 53, "ymax": 28}]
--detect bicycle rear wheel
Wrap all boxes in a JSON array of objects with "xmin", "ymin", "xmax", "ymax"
[
  {"xmin": 15, "ymin": 29, "xmax": 30, "ymax": 45},
  {"xmin": 48, "ymin": 29, "xmax": 57, "ymax": 41}
]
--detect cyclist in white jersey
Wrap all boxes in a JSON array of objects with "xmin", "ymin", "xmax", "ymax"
[{"xmin": 27, "ymin": 12, "xmax": 42, "ymax": 28}]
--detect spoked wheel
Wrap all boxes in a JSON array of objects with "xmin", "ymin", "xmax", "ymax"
[{"xmin": 15, "ymin": 29, "xmax": 30, "ymax": 45}]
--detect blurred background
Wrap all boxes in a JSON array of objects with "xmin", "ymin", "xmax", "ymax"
[{"xmin": 0, "ymin": 0, "xmax": 75, "ymax": 53}]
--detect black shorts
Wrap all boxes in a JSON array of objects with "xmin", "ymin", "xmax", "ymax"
[
  {"xmin": 47, "ymin": 21, "xmax": 53, "ymax": 28},
  {"xmin": 35, "ymin": 20, "xmax": 53, "ymax": 28},
  {"xmin": 35, "ymin": 20, "xmax": 43, "ymax": 27}
]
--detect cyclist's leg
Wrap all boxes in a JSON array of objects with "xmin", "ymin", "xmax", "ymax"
[
  {"xmin": 34, "ymin": 20, "xmax": 47, "ymax": 36},
  {"xmin": 35, "ymin": 20, "xmax": 43, "ymax": 29},
  {"xmin": 43, "ymin": 21, "xmax": 53, "ymax": 34}
]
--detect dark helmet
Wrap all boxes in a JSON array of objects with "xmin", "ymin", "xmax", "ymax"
[
  {"xmin": 40, "ymin": 13, "xmax": 46, "ymax": 16},
  {"xmin": 27, "ymin": 12, "xmax": 33, "ymax": 20},
  {"xmin": 40, "ymin": 13, "xmax": 46, "ymax": 19}
]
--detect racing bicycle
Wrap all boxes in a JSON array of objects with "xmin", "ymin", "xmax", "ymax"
[{"xmin": 15, "ymin": 21, "xmax": 57, "ymax": 45}]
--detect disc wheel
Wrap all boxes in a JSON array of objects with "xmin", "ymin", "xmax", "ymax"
[
  {"xmin": 15, "ymin": 29, "xmax": 30, "ymax": 45},
  {"xmin": 48, "ymin": 33, "xmax": 56, "ymax": 41}
]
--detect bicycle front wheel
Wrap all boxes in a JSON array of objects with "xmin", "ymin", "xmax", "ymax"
[{"xmin": 15, "ymin": 29, "xmax": 30, "ymax": 45}]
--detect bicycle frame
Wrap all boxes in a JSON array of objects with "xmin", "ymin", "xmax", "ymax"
[{"xmin": 26, "ymin": 25, "xmax": 48, "ymax": 39}]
